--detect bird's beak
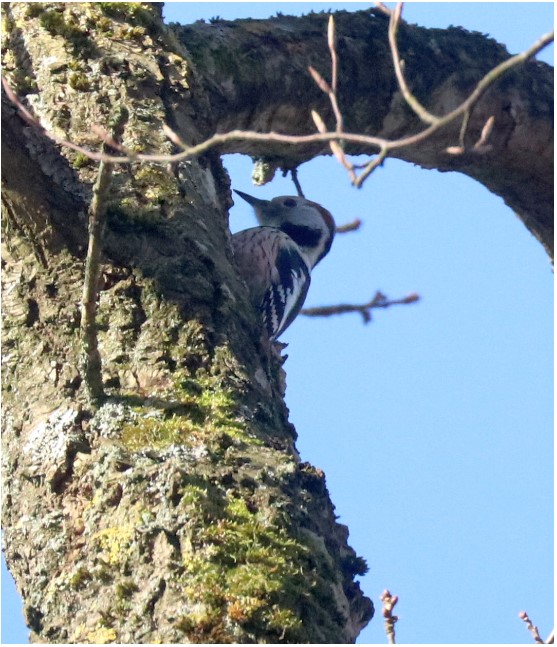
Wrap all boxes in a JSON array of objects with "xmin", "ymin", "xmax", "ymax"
[
  {"xmin": 234, "ymin": 190, "xmax": 274, "ymax": 225},
  {"xmin": 233, "ymin": 190, "xmax": 269, "ymax": 210}
]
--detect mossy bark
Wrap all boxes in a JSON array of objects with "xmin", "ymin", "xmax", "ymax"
[
  {"xmin": 1, "ymin": 3, "xmax": 552, "ymax": 644},
  {"xmin": 2, "ymin": 3, "xmax": 371, "ymax": 643}
]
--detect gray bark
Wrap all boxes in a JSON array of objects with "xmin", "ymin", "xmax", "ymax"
[
  {"xmin": 173, "ymin": 10, "xmax": 553, "ymax": 258},
  {"xmin": 2, "ymin": 3, "xmax": 372, "ymax": 643},
  {"xmin": 1, "ymin": 2, "xmax": 552, "ymax": 644}
]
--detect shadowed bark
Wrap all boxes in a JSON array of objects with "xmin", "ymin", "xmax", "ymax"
[
  {"xmin": 1, "ymin": 2, "xmax": 552, "ymax": 644},
  {"xmin": 172, "ymin": 10, "xmax": 553, "ymax": 257}
]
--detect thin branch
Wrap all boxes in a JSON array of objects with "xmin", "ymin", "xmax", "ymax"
[
  {"xmin": 365, "ymin": 27, "xmax": 553, "ymax": 166},
  {"xmin": 2, "ymin": 27, "xmax": 552, "ymax": 189},
  {"xmin": 386, "ymin": 4, "xmax": 553, "ymax": 156},
  {"xmin": 290, "ymin": 168, "xmax": 305, "ymax": 197},
  {"xmin": 2, "ymin": 77, "xmax": 380, "ymax": 162},
  {"xmin": 80, "ymin": 161, "xmax": 111, "ymax": 403},
  {"xmin": 308, "ymin": 65, "xmax": 332, "ymax": 95},
  {"xmin": 374, "ymin": 2, "xmax": 394, "ymax": 18},
  {"xmin": 301, "ymin": 291, "xmax": 419, "ymax": 323},
  {"xmin": 455, "ymin": 31, "xmax": 553, "ymax": 148},
  {"xmin": 90, "ymin": 124, "xmax": 133, "ymax": 157},
  {"xmin": 458, "ymin": 111, "xmax": 495, "ymax": 151},
  {"xmin": 308, "ymin": 16, "xmax": 359, "ymax": 183},
  {"xmin": 354, "ymin": 148, "xmax": 388, "ymax": 188},
  {"xmin": 307, "ymin": 17, "xmax": 343, "ymax": 134},
  {"xmin": 518, "ymin": 611, "xmax": 548, "ymax": 644},
  {"xmin": 80, "ymin": 107, "xmax": 129, "ymax": 405},
  {"xmin": 328, "ymin": 15, "xmax": 339, "ymax": 96},
  {"xmin": 473, "ymin": 115, "xmax": 495, "ymax": 151},
  {"xmin": 388, "ymin": 3, "xmax": 439, "ymax": 125},
  {"xmin": 457, "ymin": 31, "xmax": 553, "ymax": 120},
  {"xmin": 327, "ymin": 15, "xmax": 343, "ymax": 132},
  {"xmin": 336, "ymin": 218, "xmax": 362, "ymax": 234},
  {"xmin": 458, "ymin": 109, "xmax": 472, "ymax": 149},
  {"xmin": 380, "ymin": 589, "xmax": 399, "ymax": 644},
  {"xmin": 162, "ymin": 122, "xmax": 188, "ymax": 148},
  {"xmin": 310, "ymin": 105, "xmax": 356, "ymax": 181}
]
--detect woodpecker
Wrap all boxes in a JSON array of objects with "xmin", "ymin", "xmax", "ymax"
[{"xmin": 232, "ymin": 190, "xmax": 335, "ymax": 341}]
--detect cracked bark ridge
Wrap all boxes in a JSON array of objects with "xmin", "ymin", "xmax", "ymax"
[{"xmin": 2, "ymin": 3, "xmax": 371, "ymax": 643}]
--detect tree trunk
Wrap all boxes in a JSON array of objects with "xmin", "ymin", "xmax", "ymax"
[
  {"xmin": 1, "ymin": 3, "xmax": 372, "ymax": 643},
  {"xmin": 1, "ymin": 3, "xmax": 552, "ymax": 644}
]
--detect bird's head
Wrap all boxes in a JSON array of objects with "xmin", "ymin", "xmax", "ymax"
[{"xmin": 234, "ymin": 190, "xmax": 336, "ymax": 268}]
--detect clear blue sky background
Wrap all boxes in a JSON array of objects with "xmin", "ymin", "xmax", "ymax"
[{"xmin": 2, "ymin": 3, "xmax": 553, "ymax": 644}]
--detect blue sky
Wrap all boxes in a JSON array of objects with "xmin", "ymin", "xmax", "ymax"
[{"xmin": 2, "ymin": 3, "xmax": 553, "ymax": 644}]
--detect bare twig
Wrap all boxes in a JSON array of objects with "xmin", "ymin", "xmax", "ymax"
[
  {"xmin": 308, "ymin": 65, "xmax": 332, "ymax": 95},
  {"xmin": 336, "ymin": 218, "xmax": 362, "ymax": 234},
  {"xmin": 354, "ymin": 148, "xmax": 388, "ymax": 188},
  {"xmin": 90, "ymin": 124, "xmax": 133, "ymax": 157},
  {"xmin": 2, "ymin": 77, "xmax": 376, "ymax": 162},
  {"xmin": 80, "ymin": 107, "xmax": 129, "ymax": 405},
  {"xmin": 473, "ymin": 115, "xmax": 495, "ymax": 150},
  {"xmin": 327, "ymin": 15, "xmax": 342, "ymax": 130},
  {"xmin": 458, "ymin": 109, "xmax": 472, "ymax": 149},
  {"xmin": 374, "ymin": 27, "xmax": 552, "ymax": 164},
  {"xmin": 2, "ymin": 76, "xmax": 40, "ymax": 125},
  {"xmin": 374, "ymin": 2, "xmax": 394, "ymax": 18},
  {"xmin": 310, "ymin": 105, "xmax": 356, "ymax": 180},
  {"xmin": 2, "ymin": 26, "xmax": 552, "ymax": 188},
  {"xmin": 518, "ymin": 611, "xmax": 548, "ymax": 644},
  {"xmin": 457, "ymin": 111, "xmax": 495, "ymax": 152},
  {"xmin": 290, "ymin": 168, "xmax": 305, "ymax": 197},
  {"xmin": 456, "ymin": 32, "xmax": 553, "ymax": 148},
  {"xmin": 380, "ymin": 589, "xmax": 399, "ymax": 644},
  {"xmin": 306, "ymin": 17, "xmax": 343, "ymax": 132},
  {"xmin": 310, "ymin": 108, "xmax": 328, "ymax": 134},
  {"xmin": 388, "ymin": 3, "xmax": 439, "ymax": 125},
  {"xmin": 301, "ymin": 291, "xmax": 419, "ymax": 323},
  {"xmin": 162, "ymin": 122, "xmax": 188, "ymax": 149},
  {"xmin": 387, "ymin": 4, "xmax": 553, "ymax": 155},
  {"xmin": 308, "ymin": 16, "xmax": 359, "ymax": 183}
]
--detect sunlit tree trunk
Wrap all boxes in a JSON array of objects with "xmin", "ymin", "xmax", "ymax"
[
  {"xmin": 1, "ymin": 2, "xmax": 552, "ymax": 643},
  {"xmin": 2, "ymin": 3, "xmax": 372, "ymax": 642}
]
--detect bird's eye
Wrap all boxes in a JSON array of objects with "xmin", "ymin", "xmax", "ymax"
[{"xmin": 283, "ymin": 198, "xmax": 297, "ymax": 208}]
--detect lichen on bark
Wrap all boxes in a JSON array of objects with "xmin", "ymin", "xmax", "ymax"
[
  {"xmin": 3, "ymin": 1, "xmax": 551, "ymax": 642},
  {"xmin": 2, "ymin": 3, "xmax": 372, "ymax": 643}
]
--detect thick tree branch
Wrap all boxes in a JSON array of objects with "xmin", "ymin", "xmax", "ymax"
[
  {"xmin": 4, "ymin": 10, "xmax": 552, "ymax": 256},
  {"xmin": 171, "ymin": 11, "xmax": 553, "ymax": 257},
  {"xmin": 5, "ymin": 26, "xmax": 552, "ymax": 170}
]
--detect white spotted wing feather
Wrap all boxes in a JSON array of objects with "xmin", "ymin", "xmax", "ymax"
[{"xmin": 232, "ymin": 227, "xmax": 311, "ymax": 340}]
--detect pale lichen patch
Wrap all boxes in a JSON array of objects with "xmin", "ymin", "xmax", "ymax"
[{"xmin": 22, "ymin": 407, "xmax": 87, "ymax": 488}]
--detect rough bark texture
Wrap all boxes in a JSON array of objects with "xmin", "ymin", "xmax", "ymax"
[
  {"xmin": 172, "ymin": 9, "xmax": 553, "ymax": 258},
  {"xmin": 1, "ymin": 3, "xmax": 372, "ymax": 643},
  {"xmin": 0, "ymin": 2, "xmax": 552, "ymax": 645}
]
